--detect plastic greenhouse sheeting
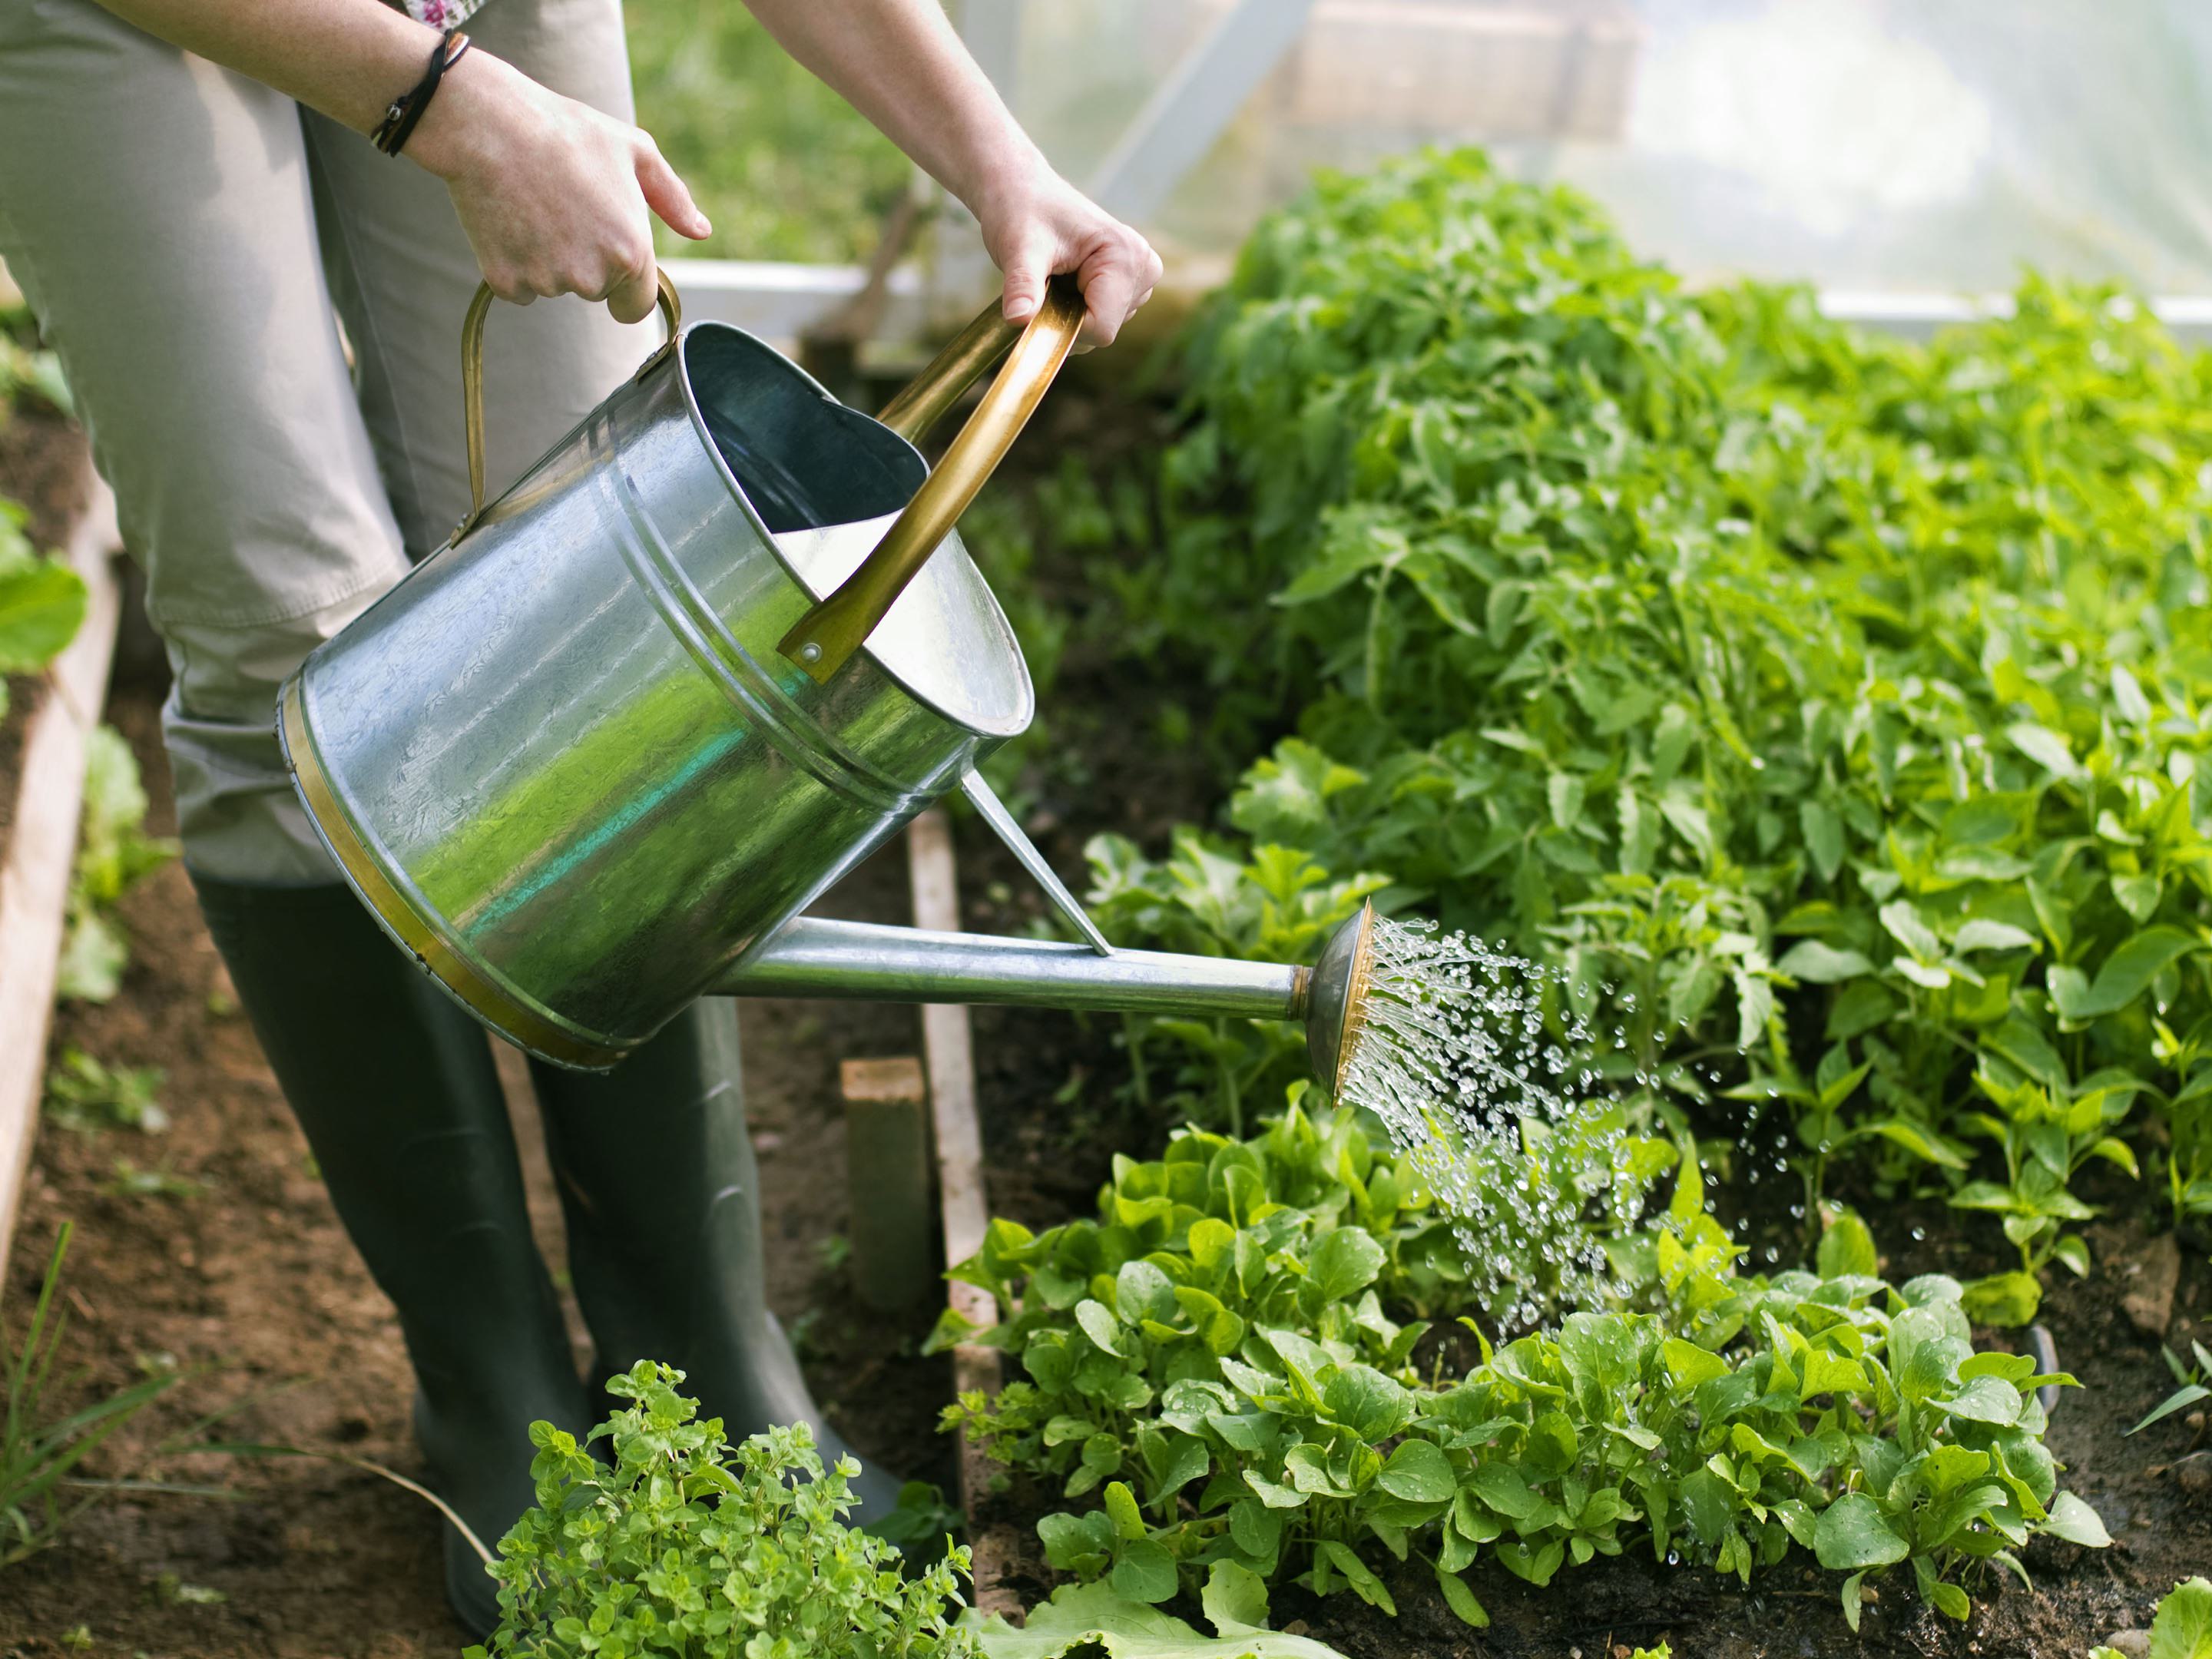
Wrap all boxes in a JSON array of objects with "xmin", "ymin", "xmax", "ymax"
[{"xmin": 996, "ymin": 0, "xmax": 2212, "ymax": 294}]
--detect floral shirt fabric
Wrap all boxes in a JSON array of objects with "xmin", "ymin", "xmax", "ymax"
[{"xmin": 394, "ymin": 0, "xmax": 488, "ymax": 29}]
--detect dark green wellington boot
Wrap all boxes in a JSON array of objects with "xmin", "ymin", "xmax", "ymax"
[
  {"xmin": 191, "ymin": 876, "xmax": 591, "ymax": 1638},
  {"xmin": 527, "ymin": 999, "xmax": 906, "ymax": 1520}
]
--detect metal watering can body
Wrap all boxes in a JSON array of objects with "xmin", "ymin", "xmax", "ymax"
[{"xmin": 280, "ymin": 274, "xmax": 1375, "ymax": 1085}]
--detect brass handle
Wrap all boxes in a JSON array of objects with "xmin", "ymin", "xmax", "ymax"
[
  {"xmin": 454, "ymin": 270, "xmax": 682, "ymax": 541},
  {"xmin": 776, "ymin": 275, "xmax": 1084, "ymax": 682}
]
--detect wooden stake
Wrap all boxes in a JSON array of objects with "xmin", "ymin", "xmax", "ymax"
[
  {"xmin": 839, "ymin": 1055, "xmax": 935, "ymax": 1312},
  {"xmin": 0, "ymin": 459, "xmax": 121, "ymax": 1286},
  {"xmin": 906, "ymin": 806, "xmax": 1021, "ymax": 1615}
]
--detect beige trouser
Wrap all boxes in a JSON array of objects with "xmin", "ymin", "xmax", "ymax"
[{"xmin": 0, "ymin": 0, "xmax": 654, "ymax": 880}]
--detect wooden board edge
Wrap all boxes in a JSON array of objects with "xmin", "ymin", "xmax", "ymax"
[
  {"xmin": 906, "ymin": 806, "xmax": 1024, "ymax": 1619},
  {"xmin": 0, "ymin": 453, "xmax": 122, "ymax": 1288}
]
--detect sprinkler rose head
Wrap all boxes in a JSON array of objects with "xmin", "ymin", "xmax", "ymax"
[{"xmin": 1305, "ymin": 901, "xmax": 1377, "ymax": 1097}]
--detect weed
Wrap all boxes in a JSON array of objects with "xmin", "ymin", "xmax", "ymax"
[
  {"xmin": 43, "ymin": 1048, "xmax": 166, "ymax": 1137},
  {"xmin": 2, "ymin": 1224, "xmax": 180, "ymax": 1568},
  {"xmin": 2129, "ymin": 1340, "xmax": 2212, "ymax": 1439},
  {"xmin": 103, "ymin": 1160, "xmax": 207, "ymax": 1203}
]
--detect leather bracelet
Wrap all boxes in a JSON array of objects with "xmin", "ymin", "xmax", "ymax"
[{"xmin": 372, "ymin": 29, "xmax": 471, "ymax": 157}]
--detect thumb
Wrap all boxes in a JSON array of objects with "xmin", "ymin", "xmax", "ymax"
[
  {"xmin": 999, "ymin": 227, "xmax": 1057, "ymax": 325},
  {"xmin": 636, "ymin": 137, "xmax": 710, "ymax": 241}
]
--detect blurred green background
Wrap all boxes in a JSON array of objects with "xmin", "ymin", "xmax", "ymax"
[{"xmin": 626, "ymin": 5, "xmax": 912, "ymax": 263}]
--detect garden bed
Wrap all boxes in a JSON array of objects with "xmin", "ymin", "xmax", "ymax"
[
  {"xmin": 3, "ymin": 353, "xmax": 2209, "ymax": 1655},
  {"xmin": 938, "ymin": 470, "xmax": 2212, "ymax": 1657}
]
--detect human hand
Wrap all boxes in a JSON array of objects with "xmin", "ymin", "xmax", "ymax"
[
  {"xmin": 407, "ymin": 50, "xmax": 710, "ymax": 324},
  {"xmin": 972, "ymin": 161, "xmax": 1163, "ymax": 349}
]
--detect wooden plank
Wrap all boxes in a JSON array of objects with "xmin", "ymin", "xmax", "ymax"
[
  {"xmin": 0, "ymin": 458, "xmax": 121, "ymax": 1285},
  {"xmin": 839, "ymin": 1055, "xmax": 936, "ymax": 1313},
  {"xmin": 906, "ymin": 806, "xmax": 1021, "ymax": 1615}
]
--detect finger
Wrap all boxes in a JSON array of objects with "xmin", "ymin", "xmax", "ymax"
[
  {"xmin": 483, "ymin": 265, "xmax": 535, "ymax": 306},
  {"xmin": 1000, "ymin": 227, "xmax": 1056, "ymax": 325},
  {"xmin": 636, "ymin": 137, "xmax": 711, "ymax": 240},
  {"xmin": 1075, "ymin": 253, "xmax": 1137, "ymax": 348},
  {"xmin": 607, "ymin": 260, "xmax": 658, "ymax": 326}
]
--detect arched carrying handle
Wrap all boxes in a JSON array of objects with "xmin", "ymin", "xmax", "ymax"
[
  {"xmin": 454, "ymin": 269, "xmax": 683, "ymax": 541},
  {"xmin": 776, "ymin": 275, "xmax": 1085, "ymax": 684}
]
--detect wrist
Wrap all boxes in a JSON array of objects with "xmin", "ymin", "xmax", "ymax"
[
  {"xmin": 954, "ymin": 137, "xmax": 1054, "ymax": 226},
  {"xmin": 402, "ymin": 48, "xmax": 517, "ymax": 183}
]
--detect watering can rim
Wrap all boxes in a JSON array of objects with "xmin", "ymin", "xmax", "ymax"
[{"xmin": 670, "ymin": 316, "xmax": 1035, "ymax": 743}]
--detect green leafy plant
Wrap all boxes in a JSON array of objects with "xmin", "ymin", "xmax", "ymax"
[
  {"xmin": 43, "ymin": 1048, "xmax": 167, "ymax": 1137},
  {"xmin": 57, "ymin": 725, "xmax": 178, "ymax": 1003},
  {"xmin": 0, "ymin": 317, "xmax": 70, "ymax": 417},
  {"xmin": 469, "ymin": 1361, "xmax": 980, "ymax": 1658},
  {"xmin": 103, "ymin": 1159, "xmax": 207, "ymax": 1203},
  {"xmin": 943, "ymin": 1108, "xmax": 2103, "ymax": 1631},
  {"xmin": 1088, "ymin": 145, "xmax": 2212, "ymax": 1292},
  {"xmin": 2091, "ymin": 1577, "xmax": 2212, "ymax": 1659},
  {"xmin": 0, "ymin": 497, "xmax": 87, "ymax": 723},
  {"xmin": 2128, "ymin": 1339, "xmax": 2211, "ymax": 1438},
  {"xmin": 970, "ymin": 1568, "xmax": 1344, "ymax": 1659},
  {"xmin": 2, "ymin": 1224, "xmax": 180, "ymax": 1567},
  {"xmin": 1086, "ymin": 833, "xmax": 1389, "ymax": 1133}
]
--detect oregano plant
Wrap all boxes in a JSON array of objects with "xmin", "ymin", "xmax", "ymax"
[{"xmin": 468, "ymin": 1362, "xmax": 979, "ymax": 1658}]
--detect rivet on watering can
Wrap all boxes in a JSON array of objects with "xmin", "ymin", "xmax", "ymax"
[{"xmin": 799, "ymin": 642, "xmax": 823, "ymax": 664}]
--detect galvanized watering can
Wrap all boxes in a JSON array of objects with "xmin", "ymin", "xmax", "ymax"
[{"xmin": 279, "ymin": 273, "xmax": 1373, "ymax": 1085}]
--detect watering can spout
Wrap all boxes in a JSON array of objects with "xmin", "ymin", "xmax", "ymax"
[{"xmin": 714, "ymin": 902, "xmax": 1376, "ymax": 1094}]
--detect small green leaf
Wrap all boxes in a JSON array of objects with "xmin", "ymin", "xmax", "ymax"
[
  {"xmin": 1929, "ymin": 1580, "xmax": 1972, "ymax": 1621},
  {"xmin": 1777, "ymin": 940, "xmax": 1873, "ymax": 983},
  {"xmin": 1200, "ymin": 1560, "xmax": 1270, "ymax": 1635},
  {"xmin": 1813, "ymin": 1493, "xmax": 1909, "ymax": 1570},
  {"xmin": 1434, "ymin": 1566, "xmax": 1488, "ymax": 1629},
  {"xmin": 2077, "ymin": 927, "xmax": 2202, "ymax": 1018},
  {"xmin": 1816, "ymin": 1209, "xmax": 1879, "ymax": 1280},
  {"xmin": 2041, "ymin": 1492, "xmax": 2112, "ymax": 1548},
  {"xmin": 1075, "ymin": 1299, "xmax": 1125, "ymax": 1356},
  {"xmin": 1307, "ymin": 1228, "xmax": 1386, "ymax": 1303},
  {"xmin": 2008, "ymin": 723, "xmax": 2082, "ymax": 780},
  {"xmin": 0, "ymin": 555, "xmax": 88, "ymax": 672},
  {"xmin": 1959, "ymin": 1270, "xmax": 2042, "ymax": 1327},
  {"xmin": 1315, "ymin": 1541, "xmax": 1396, "ymax": 1615},
  {"xmin": 1376, "ymin": 1439, "xmax": 1455, "ymax": 1505},
  {"xmin": 1111, "ymin": 1539, "xmax": 1181, "ymax": 1604},
  {"xmin": 1105, "ymin": 1481, "xmax": 1146, "ymax": 1541}
]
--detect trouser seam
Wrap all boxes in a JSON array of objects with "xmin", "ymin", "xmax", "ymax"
[{"xmin": 306, "ymin": 116, "xmax": 439, "ymax": 564}]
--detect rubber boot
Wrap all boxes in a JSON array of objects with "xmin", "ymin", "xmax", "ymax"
[
  {"xmin": 190, "ymin": 876, "xmax": 590, "ymax": 1637},
  {"xmin": 526, "ymin": 1000, "xmax": 905, "ymax": 1520}
]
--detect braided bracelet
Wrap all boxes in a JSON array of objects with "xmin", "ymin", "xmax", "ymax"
[{"xmin": 372, "ymin": 28, "xmax": 472, "ymax": 158}]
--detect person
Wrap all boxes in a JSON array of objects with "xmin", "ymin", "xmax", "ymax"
[{"xmin": 0, "ymin": 0, "xmax": 1161, "ymax": 1634}]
